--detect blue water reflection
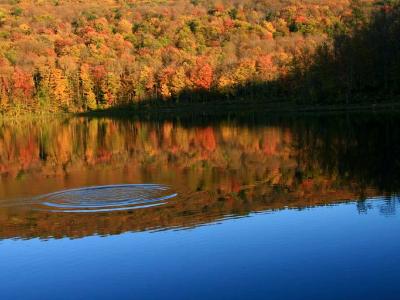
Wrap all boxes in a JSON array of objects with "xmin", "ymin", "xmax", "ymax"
[{"xmin": 1, "ymin": 197, "xmax": 399, "ymax": 300}]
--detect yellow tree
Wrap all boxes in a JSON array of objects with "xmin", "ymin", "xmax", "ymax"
[
  {"xmin": 136, "ymin": 66, "xmax": 155, "ymax": 101},
  {"xmin": 50, "ymin": 67, "xmax": 70, "ymax": 110},
  {"xmin": 170, "ymin": 66, "xmax": 187, "ymax": 98},
  {"xmin": 158, "ymin": 67, "xmax": 174, "ymax": 100},
  {"xmin": 233, "ymin": 59, "xmax": 257, "ymax": 85},
  {"xmin": 117, "ymin": 19, "xmax": 132, "ymax": 34},
  {"xmin": 101, "ymin": 72, "xmax": 120, "ymax": 107},
  {"xmin": 80, "ymin": 64, "xmax": 97, "ymax": 110},
  {"xmin": 217, "ymin": 73, "xmax": 236, "ymax": 96}
]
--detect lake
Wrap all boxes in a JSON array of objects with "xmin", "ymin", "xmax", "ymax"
[{"xmin": 0, "ymin": 112, "xmax": 400, "ymax": 299}]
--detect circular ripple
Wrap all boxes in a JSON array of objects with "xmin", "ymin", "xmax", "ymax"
[{"xmin": 35, "ymin": 184, "xmax": 177, "ymax": 213}]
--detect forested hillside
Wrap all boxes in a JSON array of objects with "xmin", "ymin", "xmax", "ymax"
[{"xmin": 0, "ymin": 0, "xmax": 396, "ymax": 114}]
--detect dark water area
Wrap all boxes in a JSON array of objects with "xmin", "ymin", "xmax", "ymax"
[{"xmin": 1, "ymin": 113, "xmax": 400, "ymax": 299}]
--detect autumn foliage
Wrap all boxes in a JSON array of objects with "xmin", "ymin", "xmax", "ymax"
[{"xmin": 0, "ymin": 0, "xmax": 396, "ymax": 114}]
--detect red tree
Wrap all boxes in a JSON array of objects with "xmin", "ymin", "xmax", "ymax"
[
  {"xmin": 13, "ymin": 67, "xmax": 33, "ymax": 98},
  {"xmin": 190, "ymin": 57, "xmax": 213, "ymax": 90}
]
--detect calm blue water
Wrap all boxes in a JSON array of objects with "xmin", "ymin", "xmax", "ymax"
[
  {"xmin": 1, "ymin": 197, "xmax": 399, "ymax": 300},
  {"xmin": 1, "ymin": 115, "xmax": 400, "ymax": 299}
]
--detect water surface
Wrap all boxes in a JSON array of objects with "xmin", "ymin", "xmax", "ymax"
[{"xmin": 0, "ymin": 113, "xmax": 399, "ymax": 299}]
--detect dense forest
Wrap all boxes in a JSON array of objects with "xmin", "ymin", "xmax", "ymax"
[{"xmin": 0, "ymin": 0, "xmax": 398, "ymax": 114}]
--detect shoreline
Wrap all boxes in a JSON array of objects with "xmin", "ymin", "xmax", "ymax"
[
  {"xmin": 79, "ymin": 101, "xmax": 400, "ymax": 117},
  {"xmin": 1, "ymin": 101, "xmax": 400, "ymax": 120}
]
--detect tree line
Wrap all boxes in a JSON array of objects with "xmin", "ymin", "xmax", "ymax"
[{"xmin": 0, "ymin": 0, "xmax": 397, "ymax": 114}]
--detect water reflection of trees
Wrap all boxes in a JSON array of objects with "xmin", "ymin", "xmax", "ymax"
[
  {"xmin": 356, "ymin": 196, "xmax": 400, "ymax": 216},
  {"xmin": 290, "ymin": 113, "xmax": 400, "ymax": 194},
  {"xmin": 0, "ymin": 113, "xmax": 399, "ymax": 239}
]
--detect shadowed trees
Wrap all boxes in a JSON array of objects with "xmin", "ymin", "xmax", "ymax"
[{"xmin": 289, "ymin": 1, "xmax": 400, "ymax": 104}]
